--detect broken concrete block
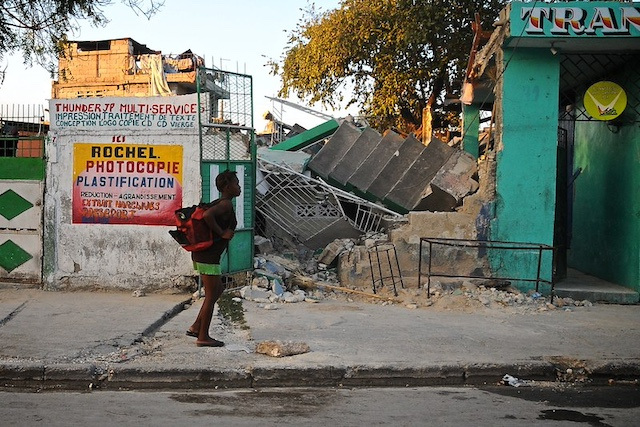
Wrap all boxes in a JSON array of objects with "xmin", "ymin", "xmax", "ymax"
[
  {"xmin": 240, "ymin": 286, "xmax": 271, "ymax": 302},
  {"xmin": 318, "ymin": 239, "xmax": 354, "ymax": 265},
  {"xmin": 264, "ymin": 260, "xmax": 287, "ymax": 278},
  {"xmin": 429, "ymin": 150, "xmax": 478, "ymax": 205},
  {"xmin": 256, "ymin": 340, "xmax": 311, "ymax": 357},
  {"xmin": 271, "ymin": 278, "xmax": 285, "ymax": 296},
  {"xmin": 284, "ymin": 291, "xmax": 305, "ymax": 303},
  {"xmin": 252, "ymin": 276, "xmax": 270, "ymax": 288},
  {"xmin": 254, "ymin": 235, "xmax": 274, "ymax": 254}
]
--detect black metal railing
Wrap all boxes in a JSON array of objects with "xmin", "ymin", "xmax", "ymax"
[{"xmin": 418, "ymin": 237, "xmax": 555, "ymax": 302}]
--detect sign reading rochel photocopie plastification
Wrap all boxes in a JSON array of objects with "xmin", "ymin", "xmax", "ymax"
[
  {"xmin": 49, "ymin": 94, "xmax": 199, "ymax": 226},
  {"xmin": 72, "ymin": 143, "xmax": 183, "ymax": 225},
  {"xmin": 510, "ymin": 1, "xmax": 640, "ymax": 38}
]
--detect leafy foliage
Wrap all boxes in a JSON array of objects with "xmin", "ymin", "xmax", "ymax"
[
  {"xmin": 271, "ymin": 0, "xmax": 507, "ymax": 132},
  {"xmin": 0, "ymin": 0, "xmax": 163, "ymax": 77}
]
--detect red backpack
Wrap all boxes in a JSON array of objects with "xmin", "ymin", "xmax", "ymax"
[{"xmin": 169, "ymin": 200, "xmax": 220, "ymax": 252}]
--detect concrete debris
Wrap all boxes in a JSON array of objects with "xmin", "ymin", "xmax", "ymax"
[
  {"xmin": 421, "ymin": 150, "xmax": 479, "ymax": 211},
  {"xmin": 254, "ymin": 235, "xmax": 274, "ymax": 254},
  {"xmin": 426, "ymin": 281, "xmax": 593, "ymax": 313},
  {"xmin": 256, "ymin": 340, "xmax": 311, "ymax": 357},
  {"xmin": 242, "ymin": 237, "xmax": 593, "ymax": 317},
  {"xmin": 317, "ymin": 238, "xmax": 356, "ymax": 266}
]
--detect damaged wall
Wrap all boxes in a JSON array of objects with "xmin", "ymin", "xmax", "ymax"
[{"xmin": 52, "ymin": 38, "xmax": 201, "ymax": 99}]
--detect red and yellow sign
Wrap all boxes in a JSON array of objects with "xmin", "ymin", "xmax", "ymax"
[
  {"xmin": 584, "ymin": 81, "xmax": 627, "ymax": 121},
  {"xmin": 73, "ymin": 143, "xmax": 183, "ymax": 225}
]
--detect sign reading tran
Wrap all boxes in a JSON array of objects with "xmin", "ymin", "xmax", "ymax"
[{"xmin": 511, "ymin": 2, "xmax": 640, "ymax": 37}]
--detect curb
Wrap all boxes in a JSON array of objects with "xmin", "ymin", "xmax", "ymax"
[{"xmin": 2, "ymin": 360, "xmax": 638, "ymax": 391}]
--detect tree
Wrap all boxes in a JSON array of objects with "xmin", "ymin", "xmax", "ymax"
[
  {"xmin": 271, "ymin": 0, "xmax": 507, "ymax": 133},
  {"xmin": 0, "ymin": 0, "xmax": 163, "ymax": 78}
]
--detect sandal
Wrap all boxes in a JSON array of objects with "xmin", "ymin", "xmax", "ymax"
[{"xmin": 196, "ymin": 339, "xmax": 224, "ymax": 347}]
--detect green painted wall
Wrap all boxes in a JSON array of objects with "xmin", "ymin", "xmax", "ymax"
[
  {"xmin": 569, "ymin": 73, "xmax": 640, "ymax": 292},
  {"xmin": 491, "ymin": 48, "xmax": 560, "ymax": 292},
  {"xmin": 0, "ymin": 158, "xmax": 45, "ymax": 180},
  {"xmin": 462, "ymin": 104, "xmax": 480, "ymax": 159}
]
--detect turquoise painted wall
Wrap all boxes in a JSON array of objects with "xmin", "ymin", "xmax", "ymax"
[
  {"xmin": 491, "ymin": 48, "xmax": 560, "ymax": 292},
  {"xmin": 569, "ymin": 71, "xmax": 640, "ymax": 292},
  {"xmin": 462, "ymin": 104, "xmax": 480, "ymax": 159}
]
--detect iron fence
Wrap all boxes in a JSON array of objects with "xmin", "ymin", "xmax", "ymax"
[
  {"xmin": 418, "ymin": 237, "xmax": 556, "ymax": 301},
  {"xmin": 0, "ymin": 104, "xmax": 48, "ymax": 158}
]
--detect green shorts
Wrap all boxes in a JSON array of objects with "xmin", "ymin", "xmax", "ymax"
[{"xmin": 193, "ymin": 262, "xmax": 221, "ymax": 276}]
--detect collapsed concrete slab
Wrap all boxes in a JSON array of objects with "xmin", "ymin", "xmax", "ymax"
[
  {"xmin": 307, "ymin": 121, "xmax": 361, "ymax": 180},
  {"xmin": 307, "ymin": 123, "xmax": 478, "ymax": 213},
  {"xmin": 329, "ymin": 127, "xmax": 382, "ymax": 186},
  {"xmin": 384, "ymin": 137, "xmax": 455, "ymax": 211},
  {"xmin": 367, "ymin": 134, "xmax": 426, "ymax": 204},
  {"xmin": 349, "ymin": 130, "xmax": 405, "ymax": 197}
]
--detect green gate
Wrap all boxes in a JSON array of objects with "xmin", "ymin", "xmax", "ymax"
[{"xmin": 197, "ymin": 68, "xmax": 255, "ymax": 274}]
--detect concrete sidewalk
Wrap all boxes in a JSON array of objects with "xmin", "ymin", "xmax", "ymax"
[{"xmin": 0, "ymin": 286, "xmax": 639, "ymax": 390}]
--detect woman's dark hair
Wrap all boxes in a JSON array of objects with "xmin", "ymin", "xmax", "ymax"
[{"xmin": 215, "ymin": 170, "xmax": 238, "ymax": 192}]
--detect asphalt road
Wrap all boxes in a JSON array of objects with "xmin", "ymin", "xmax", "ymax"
[{"xmin": 1, "ymin": 385, "xmax": 638, "ymax": 426}]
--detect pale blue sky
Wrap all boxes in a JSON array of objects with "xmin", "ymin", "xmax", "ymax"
[{"xmin": 0, "ymin": 0, "xmax": 352, "ymax": 129}]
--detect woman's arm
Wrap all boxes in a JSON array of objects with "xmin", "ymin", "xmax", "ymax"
[{"xmin": 203, "ymin": 200, "xmax": 234, "ymax": 239}]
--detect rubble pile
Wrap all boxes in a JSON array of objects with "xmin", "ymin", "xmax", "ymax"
[
  {"xmin": 240, "ymin": 235, "xmax": 594, "ymax": 314},
  {"xmin": 425, "ymin": 281, "xmax": 594, "ymax": 313}
]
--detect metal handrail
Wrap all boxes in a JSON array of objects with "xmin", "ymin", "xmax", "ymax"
[{"xmin": 418, "ymin": 237, "xmax": 556, "ymax": 302}]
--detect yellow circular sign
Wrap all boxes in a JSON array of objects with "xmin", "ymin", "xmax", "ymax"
[{"xmin": 584, "ymin": 81, "xmax": 627, "ymax": 121}]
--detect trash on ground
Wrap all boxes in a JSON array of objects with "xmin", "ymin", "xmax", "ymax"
[{"xmin": 502, "ymin": 373, "xmax": 531, "ymax": 387}]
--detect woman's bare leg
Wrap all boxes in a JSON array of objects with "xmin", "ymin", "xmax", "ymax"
[{"xmin": 193, "ymin": 274, "xmax": 225, "ymax": 347}]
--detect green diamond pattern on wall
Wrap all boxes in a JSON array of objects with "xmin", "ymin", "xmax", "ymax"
[
  {"xmin": 0, "ymin": 240, "xmax": 33, "ymax": 272},
  {"xmin": 0, "ymin": 190, "xmax": 34, "ymax": 221}
]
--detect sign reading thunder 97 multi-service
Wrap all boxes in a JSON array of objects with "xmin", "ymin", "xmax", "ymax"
[
  {"xmin": 49, "ymin": 95, "xmax": 197, "ymax": 226},
  {"xmin": 51, "ymin": 94, "xmax": 198, "ymax": 131},
  {"xmin": 73, "ymin": 143, "xmax": 182, "ymax": 225}
]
